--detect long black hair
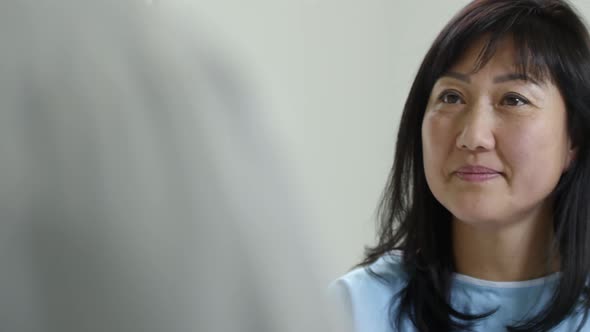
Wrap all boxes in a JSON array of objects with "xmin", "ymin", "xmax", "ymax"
[{"xmin": 360, "ymin": 0, "xmax": 590, "ymax": 331}]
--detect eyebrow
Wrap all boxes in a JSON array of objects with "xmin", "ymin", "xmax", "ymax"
[{"xmin": 441, "ymin": 71, "xmax": 541, "ymax": 85}]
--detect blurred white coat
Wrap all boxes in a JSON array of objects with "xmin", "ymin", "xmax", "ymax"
[{"xmin": 0, "ymin": 1, "xmax": 333, "ymax": 331}]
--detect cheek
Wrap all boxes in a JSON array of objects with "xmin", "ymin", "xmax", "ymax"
[
  {"xmin": 500, "ymin": 121, "xmax": 568, "ymax": 194},
  {"xmin": 422, "ymin": 115, "xmax": 454, "ymax": 179}
]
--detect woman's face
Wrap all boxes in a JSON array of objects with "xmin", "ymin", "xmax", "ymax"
[{"xmin": 421, "ymin": 38, "xmax": 575, "ymax": 228}]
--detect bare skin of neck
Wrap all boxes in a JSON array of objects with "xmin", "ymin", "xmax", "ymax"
[{"xmin": 452, "ymin": 202, "xmax": 560, "ymax": 282}]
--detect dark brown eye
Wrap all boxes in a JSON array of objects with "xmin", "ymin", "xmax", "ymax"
[
  {"xmin": 501, "ymin": 93, "xmax": 529, "ymax": 106},
  {"xmin": 439, "ymin": 91, "xmax": 464, "ymax": 104}
]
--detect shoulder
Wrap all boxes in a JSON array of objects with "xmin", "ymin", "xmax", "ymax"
[
  {"xmin": 329, "ymin": 251, "xmax": 409, "ymax": 332},
  {"xmin": 331, "ymin": 250, "xmax": 407, "ymax": 294}
]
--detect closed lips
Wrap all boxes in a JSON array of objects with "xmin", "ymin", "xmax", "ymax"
[{"xmin": 456, "ymin": 166, "xmax": 500, "ymax": 174}]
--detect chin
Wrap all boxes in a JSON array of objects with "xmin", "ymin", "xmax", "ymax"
[{"xmin": 448, "ymin": 207, "xmax": 511, "ymax": 230}]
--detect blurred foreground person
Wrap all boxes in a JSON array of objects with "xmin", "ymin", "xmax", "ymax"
[{"xmin": 0, "ymin": 1, "xmax": 333, "ymax": 331}]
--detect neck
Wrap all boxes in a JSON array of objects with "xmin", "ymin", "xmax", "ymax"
[{"xmin": 452, "ymin": 204, "xmax": 559, "ymax": 281}]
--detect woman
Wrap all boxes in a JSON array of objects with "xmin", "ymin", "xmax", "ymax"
[{"xmin": 332, "ymin": 0, "xmax": 590, "ymax": 331}]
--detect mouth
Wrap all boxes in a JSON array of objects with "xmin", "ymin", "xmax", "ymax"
[{"xmin": 454, "ymin": 166, "xmax": 502, "ymax": 182}]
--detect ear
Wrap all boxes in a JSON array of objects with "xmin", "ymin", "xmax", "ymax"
[{"xmin": 565, "ymin": 141, "xmax": 577, "ymax": 171}]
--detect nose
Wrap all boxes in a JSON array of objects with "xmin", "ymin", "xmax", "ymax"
[{"xmin": 455, "ymin": 104, "xmax": 496, "ymax": 152}]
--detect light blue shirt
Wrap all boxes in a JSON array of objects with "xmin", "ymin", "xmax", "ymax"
[{"xmin": 330, "ymin": 252, "xmax": 590, "ymax": 331}]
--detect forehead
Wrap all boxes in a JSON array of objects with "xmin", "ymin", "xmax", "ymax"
[
  {"xmin": 449, "ymin": 36, "xmax": 517, "ymax": 74},
  {"xmin": 441, "ymin": 35, "xmax": 555, "ymax": 88}
]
